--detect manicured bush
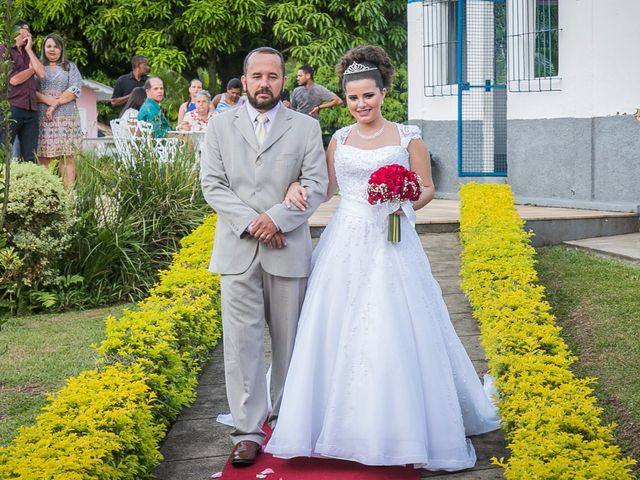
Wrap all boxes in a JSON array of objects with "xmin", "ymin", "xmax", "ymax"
[
  {"xmin": 0, "ymin": 365, "xmax": 162, "ymax": 479},
  {"xmin": 0, "ymin": 163, "xmax": 75, "ymax": 314},
  {"xmin": 0, "ymin": 163, "xmax": 74, "ymax": 285},
  {"xmin": 459, "ymin": 183, "xmax": 635, "ymax": 479},
  {"xmin": 0, "ymin": 215, "xmax": 221, "ymax": 478}
]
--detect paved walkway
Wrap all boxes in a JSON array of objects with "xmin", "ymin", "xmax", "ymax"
[
  {"xmin": 564, "ymin": 232, "xmax": 640, "ymax": 263},
  {"xmin": 154, "ymin": 233, "xmax": 507, "ymax": 480}
]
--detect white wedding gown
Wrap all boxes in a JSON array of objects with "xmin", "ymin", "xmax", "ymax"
[{"xmin": 265, "ymin": 124, "xmax": 500, "ymax": 470}]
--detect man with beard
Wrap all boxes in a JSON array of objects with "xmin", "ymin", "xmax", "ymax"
[
  {"xmin": 290, "ymin": 64, "xmax": 341, "ymax": 119},
  {"xmin": 200, "ymin": 47, "xmax": 328, "ymax": 467}
]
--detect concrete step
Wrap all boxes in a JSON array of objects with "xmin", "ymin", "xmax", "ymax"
[
  {"xmin": 310, "ymin": 198, "xmax": 640, "ymax": 246},
  {"xmin": 563, "ymin": 232, "xmax": 640, "ymax": 263}
]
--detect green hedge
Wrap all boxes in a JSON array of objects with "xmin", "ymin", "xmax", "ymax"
[
  {"xmin": 458, "ymin": 183, "xmax": 635, "ymax": 479},
  {"xmin": 0, "ymin": 215, "xmax": 221, "ymax": 479}
]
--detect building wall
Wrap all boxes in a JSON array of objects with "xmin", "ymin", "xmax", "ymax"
[
  {"xmin": 76, "ymin": 87, "xmax": 98, "ymax": 138},
  {"xmin": 407, "ymin": 0, "xmax": 640, "ymax": 212}
]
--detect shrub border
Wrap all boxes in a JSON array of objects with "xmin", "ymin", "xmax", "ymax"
[
  {"xmin": 459, "ymin": 183, "xmax": 635, "ymax": 478},
  {"xmin": 0, "ymin": 215, "xmax": 221, "ymax": 479}
]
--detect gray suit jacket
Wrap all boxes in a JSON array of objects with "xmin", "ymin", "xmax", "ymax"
[{"xmin": 200, "ymin": 104, "xmax": 328, "ymax": 277}]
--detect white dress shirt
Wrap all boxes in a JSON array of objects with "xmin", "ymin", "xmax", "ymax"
[{"xmin": 244, "ymin": 101, "xmax": 283, "ymax": 233}]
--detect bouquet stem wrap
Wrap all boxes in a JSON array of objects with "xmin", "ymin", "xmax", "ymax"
[{"xmin": 388, "ymin": 213, "xmax": 401, "ymax": 243}]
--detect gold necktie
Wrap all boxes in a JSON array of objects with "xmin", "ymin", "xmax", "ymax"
[{"xmin": 255, "ymin": 113, "xmax": 268, "ymax": 146}]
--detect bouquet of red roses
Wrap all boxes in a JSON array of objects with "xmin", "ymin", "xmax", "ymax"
[{"xmin": 367, "ymin": 164, "xmax": 422, "ymax": 243}]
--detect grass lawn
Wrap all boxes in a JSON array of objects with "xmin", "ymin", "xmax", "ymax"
[
  {"xmin": 536, "ymin": 246, "xmax": 640, "ymax": 472},
  {"xmin": 0, "ymin": 304, "xmax": 133, "ymax": 448}
]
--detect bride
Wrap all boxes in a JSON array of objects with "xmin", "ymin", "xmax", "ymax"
[{"xmin": 264, "ymin": 45, "xmax": 500, "ymax": 470}]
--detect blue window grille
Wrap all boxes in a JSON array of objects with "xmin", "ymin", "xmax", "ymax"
[
  {"xmin": 422, "ymin": 0, "xmax": 464, "ymax": 97},
  {"xmin": 421, "ymin": 0, "xmax": 558, "ymax": 176},
  {"xmin": 458, "ymin": 0, "xmax": 508, "ymax": 177},
  {"xmin": 507, "ymin": 0, "xmax": 560, "ymax": 92}
]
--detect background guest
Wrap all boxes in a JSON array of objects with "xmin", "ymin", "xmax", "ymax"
[
  {"xmin": 110, "ymin": 54, "xmax": 149, "ymax": 111},
  {"xmin": 211, "ymin": 78, "xmax": 244, "ymax": 114},
  {"xmin": 177, "ymin": 78, "xmax": 202, "ymax": 125},
  {"xmin": 35, "ymin": 33, "xmax": 83, "ymax": 187},
  {"xmin": 137, "ymin": 77, "xmax": 170, "ymax": 138},
  {"xmin": 281, "ymin": 87, "xmax": 290, "ymax": 108},
  {"xmin": 119, "ymin": 86, "xmax": 146, "ymax": 123},
  {"xmin": 290, "ymin": 64, "xmax": 342, "ymax": 119},
  {"xmin": 1, "ymin": 20, "xmax": 45, "ymax": 162},
  {"xmin": 179, "ymin": 90, "xmax": 212, "ymax": 132}
]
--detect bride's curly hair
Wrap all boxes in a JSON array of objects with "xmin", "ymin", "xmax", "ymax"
[{"xmin": 336, "ymin": 45, "xmax": 394, "ymax": 91}]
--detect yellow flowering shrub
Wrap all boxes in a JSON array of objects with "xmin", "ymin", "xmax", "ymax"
[
  {"xmin": 0, "ymin": 214, "xmax": 221, "ymax": 479},
  {"xmin": 459, "ymin": 183, "xmax": 635, "ymax": 479},
  {"xmin": 0, "ymin": 365, "xmax": 162, "ymax": 479}
]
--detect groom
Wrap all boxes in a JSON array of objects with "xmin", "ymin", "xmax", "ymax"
[{"xmin": 200, "ymin": 47, "xmax": 328, "ymax": 466}]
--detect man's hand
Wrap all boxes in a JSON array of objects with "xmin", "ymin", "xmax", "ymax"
[
  {"xmin": 24, "ymin": 35, "xmax": 33, "ymax": 51},
  {"xmin": 250, "ymin": 213, "xmax": 278, "ymax": 242},
  {"xmin": 309, "ymin": 106, "xmax": 320, "ymax": 116},
  {"xmin": 265, "ymin": 232, "xmax": 287, "ymax": 249}
]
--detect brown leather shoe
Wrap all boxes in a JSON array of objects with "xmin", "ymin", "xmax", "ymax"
[{"xmin": 230, "ymin": 440, "xmax": 262, "ymax": 466}]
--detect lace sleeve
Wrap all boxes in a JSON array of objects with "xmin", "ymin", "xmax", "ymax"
[
  {"xmin": 332, "ymin": 125, "xmax": 352, "ymax": 145},
  {"xmin": 398, "ymin": 124, "xmax": 423, "ymax": 148}
]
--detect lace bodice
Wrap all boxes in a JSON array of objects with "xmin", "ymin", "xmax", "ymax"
[{"xmin": 333, "ymin": 123, "xmax": 422, "ymax": 202}]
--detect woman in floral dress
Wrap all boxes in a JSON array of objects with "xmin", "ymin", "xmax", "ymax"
[
  {"xmin": 36, "ymin": 33, "xmax": 83, "ymax": 187},
  {"xmin": 179, "ymin": 90, "xmax": 213, "ymax": 132}
]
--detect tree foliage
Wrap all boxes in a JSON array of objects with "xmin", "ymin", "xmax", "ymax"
[{"xmin": 16, "ymin": 0, "xmax": 406, "ymax": 91}]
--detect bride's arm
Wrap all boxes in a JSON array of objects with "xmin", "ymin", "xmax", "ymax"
[
  {"xmin": 284, "ymin": 138, "xmax": 338, "ymax": 209},
  {"xmin": 408, "ymin": 138, "xmax": 435, "ymax": 211},
  {"xmin": 324, "ymin": 138, "xmax": 338, "ymax": 201}
]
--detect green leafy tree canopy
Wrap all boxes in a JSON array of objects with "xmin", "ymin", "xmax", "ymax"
[{"xmin": 17, "ymin": 0, "xmax": 406, "ymax": 92}]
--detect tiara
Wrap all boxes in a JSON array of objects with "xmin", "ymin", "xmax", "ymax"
[{"xmin": 343, "ymin": 61, "xmax": 378, "ymax": 76}]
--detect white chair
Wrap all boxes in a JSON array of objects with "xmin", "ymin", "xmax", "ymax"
[
  {"xmin": 136, "ymin": 120, "xmax": 154, "ymax": 138},
  {"xmin": 110, "ymin": 118, "xmax": 136, "ymax": 163},
  {"xmin": 112, "ymin": 118, "xmax": 184, "ymax": 164},
  {"xmin": 153, "ymin": 137, "xmax": 182, "ymax": 163}
]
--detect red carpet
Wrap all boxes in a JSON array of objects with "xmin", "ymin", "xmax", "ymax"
[{"xmin": 220, "ymin": 425, "xmax": 419, "ymax": 480}]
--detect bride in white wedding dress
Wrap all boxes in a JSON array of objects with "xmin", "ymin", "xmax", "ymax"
[{"xmin": 264, "ymin": 45, "xmax": 500, "ymax": 471}]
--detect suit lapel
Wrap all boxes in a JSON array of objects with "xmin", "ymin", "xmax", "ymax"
[
  {"xmin": 234, "ymin": 107, "xmax": 259, "ymax": 153},
  {"xmin": 259, "ymin": 107, "xmax": 293, "ymax": 154}
]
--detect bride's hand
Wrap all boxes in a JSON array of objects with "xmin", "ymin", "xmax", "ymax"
[
  {"xmin": 284, "ymin": 182, "xmax": 308, "ymax": 211},
  {"xmin": 394, "ymin": 207, "xmax": 406, "ymax": 216}
]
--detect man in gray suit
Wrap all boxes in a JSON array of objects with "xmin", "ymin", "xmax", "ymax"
[{"xmin": 200, "ymin": 47, "xmax": 328, "ymax": 467}]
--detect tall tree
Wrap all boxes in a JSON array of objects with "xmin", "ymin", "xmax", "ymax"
[{"xmin": 16, "ymin": 0, "xmax": 406, "ymax": 89}]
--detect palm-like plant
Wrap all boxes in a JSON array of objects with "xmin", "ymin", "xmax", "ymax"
[{"xmin": 70, "ymin": 141, "xmax": 209, "ymax": 304}]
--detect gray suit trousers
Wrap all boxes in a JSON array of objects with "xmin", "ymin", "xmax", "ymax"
[{"xmin": 220, "ymin": 254, "xmax": 307, "ymax": 445}]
